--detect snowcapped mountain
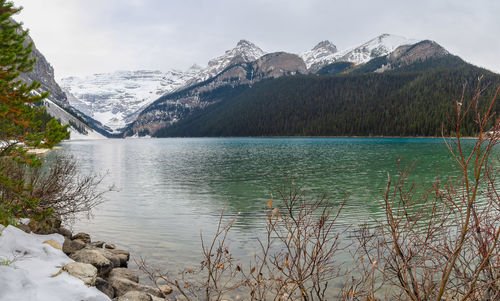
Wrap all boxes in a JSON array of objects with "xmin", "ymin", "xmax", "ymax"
[
  {"xmin": 60, "ymin": 68, "xmax": 201, "ymax": 133},
  {"xmin": 61, "ymin": 35, "xmax": 424, "ymax": 136},
  {"xmin": 300, "ymin": 40, "xmax": 338, "ymax": 72},
  {"xmin": 60, "ymin": 40, "xmax": 266, "ymax": 135},
  {"xmin": 186, "ymin": 39, "xmax": 266, "ymax": 85},
  {"xmin": 336, "ymin": 34, "xmax": 420, "ymax": 64},
  {"xmin": 301, "ymin": 34, "xmax": 419, "ymax": 72}
]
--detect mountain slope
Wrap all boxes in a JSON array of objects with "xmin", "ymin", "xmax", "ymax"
[
  {"xmin": 154, "ymin": 56, "xmax": 499, "ymax": 137},
  {"xmin": 126, "ymin": 51, "xmax": 307, "ymax": 136}
]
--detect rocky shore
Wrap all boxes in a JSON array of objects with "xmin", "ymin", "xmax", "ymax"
[{"xmin": 11, "ymin": 215, "xmax": 173, "ymax": 301}]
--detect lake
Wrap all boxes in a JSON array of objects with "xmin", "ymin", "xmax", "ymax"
[{"xmin": 53, "ymin": 137, "xmax": 461, "ymax": 279}]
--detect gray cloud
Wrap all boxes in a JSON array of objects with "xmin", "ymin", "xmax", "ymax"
[{"xmin": 13, "ymin": 0, "xmax": 500, "ymax": 79}]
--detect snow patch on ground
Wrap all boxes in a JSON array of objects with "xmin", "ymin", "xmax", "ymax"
[{"xmin": 0, "ymin": 226, "xmax": 110, "ymax": 301}]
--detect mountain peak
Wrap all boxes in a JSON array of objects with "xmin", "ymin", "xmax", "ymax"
[
  {"xmin": 236, "ymin": 39, "xmax": 255, "ymax": 47},
  {"xmin": 312, "ymin": 40, "xmax": 337, "ymax": 52},
  {"xmin": 301, "ymin": 40, "xmax": 338, "ymax": 71}
]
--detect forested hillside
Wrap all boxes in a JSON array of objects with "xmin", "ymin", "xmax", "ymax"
[{"xmin": 155, "ymin": 58, "xmax": 500, "ymax": 137}]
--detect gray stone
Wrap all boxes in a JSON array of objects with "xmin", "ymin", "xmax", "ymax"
[
  {"xmin": 72, "ymin": 232, "xmax": 91, "ymax": 244},
  {"xmin": 109, "ymin": 276, "xmax": 162, "ymax": 297},
  {"xmin": 70, "ymin": 249, "xmax": 112, "ymax": 278},
  {"xmin": 117, "ymin": 254, "xmax": 128, "ymax": 267},
  {"xmin": 62, "ymin": 237, "xmax": 86, "ymax": 255},
  {"xmin": 105, "ymin": 243, "xmax": 116, "ymax": 249},
  {"xmin": 93, "ymin": 248, "xmax": 123, "ymax": 268},
  {"xmin": 114, "ymin": 291, "xmax": 152, "ymax": 301},
  {"xmin": 91, "ymin": 241, "xmax": 105, "ymax": 248},
  {"xmin": 110, "ymin": 249, "xmax": 130, "ymax": 261},
  {"xmin": 96, "ymin": 277, "xmax": 114, "ymax": 299},
  {"xmin": 57, "ymin": 227, "xmax": 72, "ymax": 238},
  {"xmin": 109, "ymin": 268, "xmax": 139, "ymax": 283},
  {"xmin": 62, "ymin": 262, "xmax": 97, "ymax": 286}
]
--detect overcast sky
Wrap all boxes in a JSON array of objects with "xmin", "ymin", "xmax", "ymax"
[{"xmin": 12, "ymin": 0, "xmax": 500, "ymax": 80}]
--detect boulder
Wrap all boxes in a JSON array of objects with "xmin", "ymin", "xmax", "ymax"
[
  {"xmin": 91, "ymin": 241, "xmax": 105, "ymax": 248},
  {"xmin": 93, "ymin": 248, "xmax": 123, "ymax": 268},
  {"xmin": 96, "ymin": 277, "xmax": 114, "ymax": 299},
  {"xmin": 110, "ymin": 249, "xmax": 130, "ymax": 261},
  {"xmin": 57, "ymin": 227, "xmax": 72, "ymax": 238},
  {"xmin": 109, "ymin": 268, "xmax": 139, "ymax": 283},
  {"xmin": 62, "ymin": 262, "xmax": 97, "ymax": 286},
  {"xmin": 43, "ymin": 239, "xmax": 62, "ymax": 251},
  {"xmin": 109, "ymin": 276, "xmax": 162, "ymax": 297},
  {"xmin": 72, "ymin": 232, "xmax": 91, "ymax": 244},
  {"xmin": 114, "ymin": 291, "xmax": 152, "ymax": 301},
  {"xmin": 62, "ymin": 237, "xmax": 86, "ymax": 255},
  {"xmin": 105, "ymin": 243, "xmax": 116, "ymax": 249},
  {"xmin": 117, "ymin": 254, "xmax": 128, "ymax": 267},
  {"xmin": 70, "ymin": 249, "xmax": 112, "ymax": 278}
]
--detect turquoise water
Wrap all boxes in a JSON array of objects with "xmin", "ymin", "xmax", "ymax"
[{"xmin": 54, "ymin": 137, "xmax": 462, "ymax": 272}]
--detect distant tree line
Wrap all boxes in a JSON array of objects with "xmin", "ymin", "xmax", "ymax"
[{"xmin": 155, "ymin": 59, "xmax": 500, "ymax": 137}]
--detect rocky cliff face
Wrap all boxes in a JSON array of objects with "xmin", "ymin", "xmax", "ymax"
[
  {"xmin": 18, "ymin": 32, "xmax": 69, "ymax": 108},
  {"xmin": 14, "ymin": 20, "xmax": 104, "ymax": 138}
]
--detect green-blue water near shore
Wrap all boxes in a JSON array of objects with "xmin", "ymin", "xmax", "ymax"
[{"xmin": 53, "ymin": 137, "xmax": 464, "ymax": 274}]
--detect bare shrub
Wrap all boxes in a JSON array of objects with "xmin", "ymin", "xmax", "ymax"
[
  {"xmin": 139, "ymin": 187, "xmax": 345, "ymax": 301},
  {"xmin": 0, "ymin": 153, "xmax": 108, "ymax": 224},
  {"xmin": 138, "ymin": 206, "xmax": 245, "ymax": 300},
  {"xmin": 349, "ymin": 80, "xmax": 500, "ymax": 300}
]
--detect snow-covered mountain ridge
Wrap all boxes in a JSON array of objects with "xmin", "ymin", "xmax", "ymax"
[
  {"xmin": 61, "ymin": 34, "xmax": 421, "ymax": 136},
  {"xmin": 60, "ymin": 68, "xmax": 201, "ymax": 133},
  {"xmin": 300, "ymin": 34, "xmax": 419, "ymax": 72}
]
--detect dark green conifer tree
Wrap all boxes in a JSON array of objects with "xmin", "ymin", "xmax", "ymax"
[{"xmin": 0, "ymin": 0, "xmax": 68, "ymax": 224}]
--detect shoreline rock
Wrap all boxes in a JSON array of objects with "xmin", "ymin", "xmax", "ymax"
[{"xmin": 20, "ymin": 219, "xmax": 173, "ymax": 301}]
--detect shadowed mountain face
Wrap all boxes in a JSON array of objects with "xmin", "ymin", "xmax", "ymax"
[
  {"xmin": 13, "ymin": 20, "xmax": 108, "ymax": 138},
  {"xmin": 18, "ymin": 28, "xmax": 68, "ymax": 108}
]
